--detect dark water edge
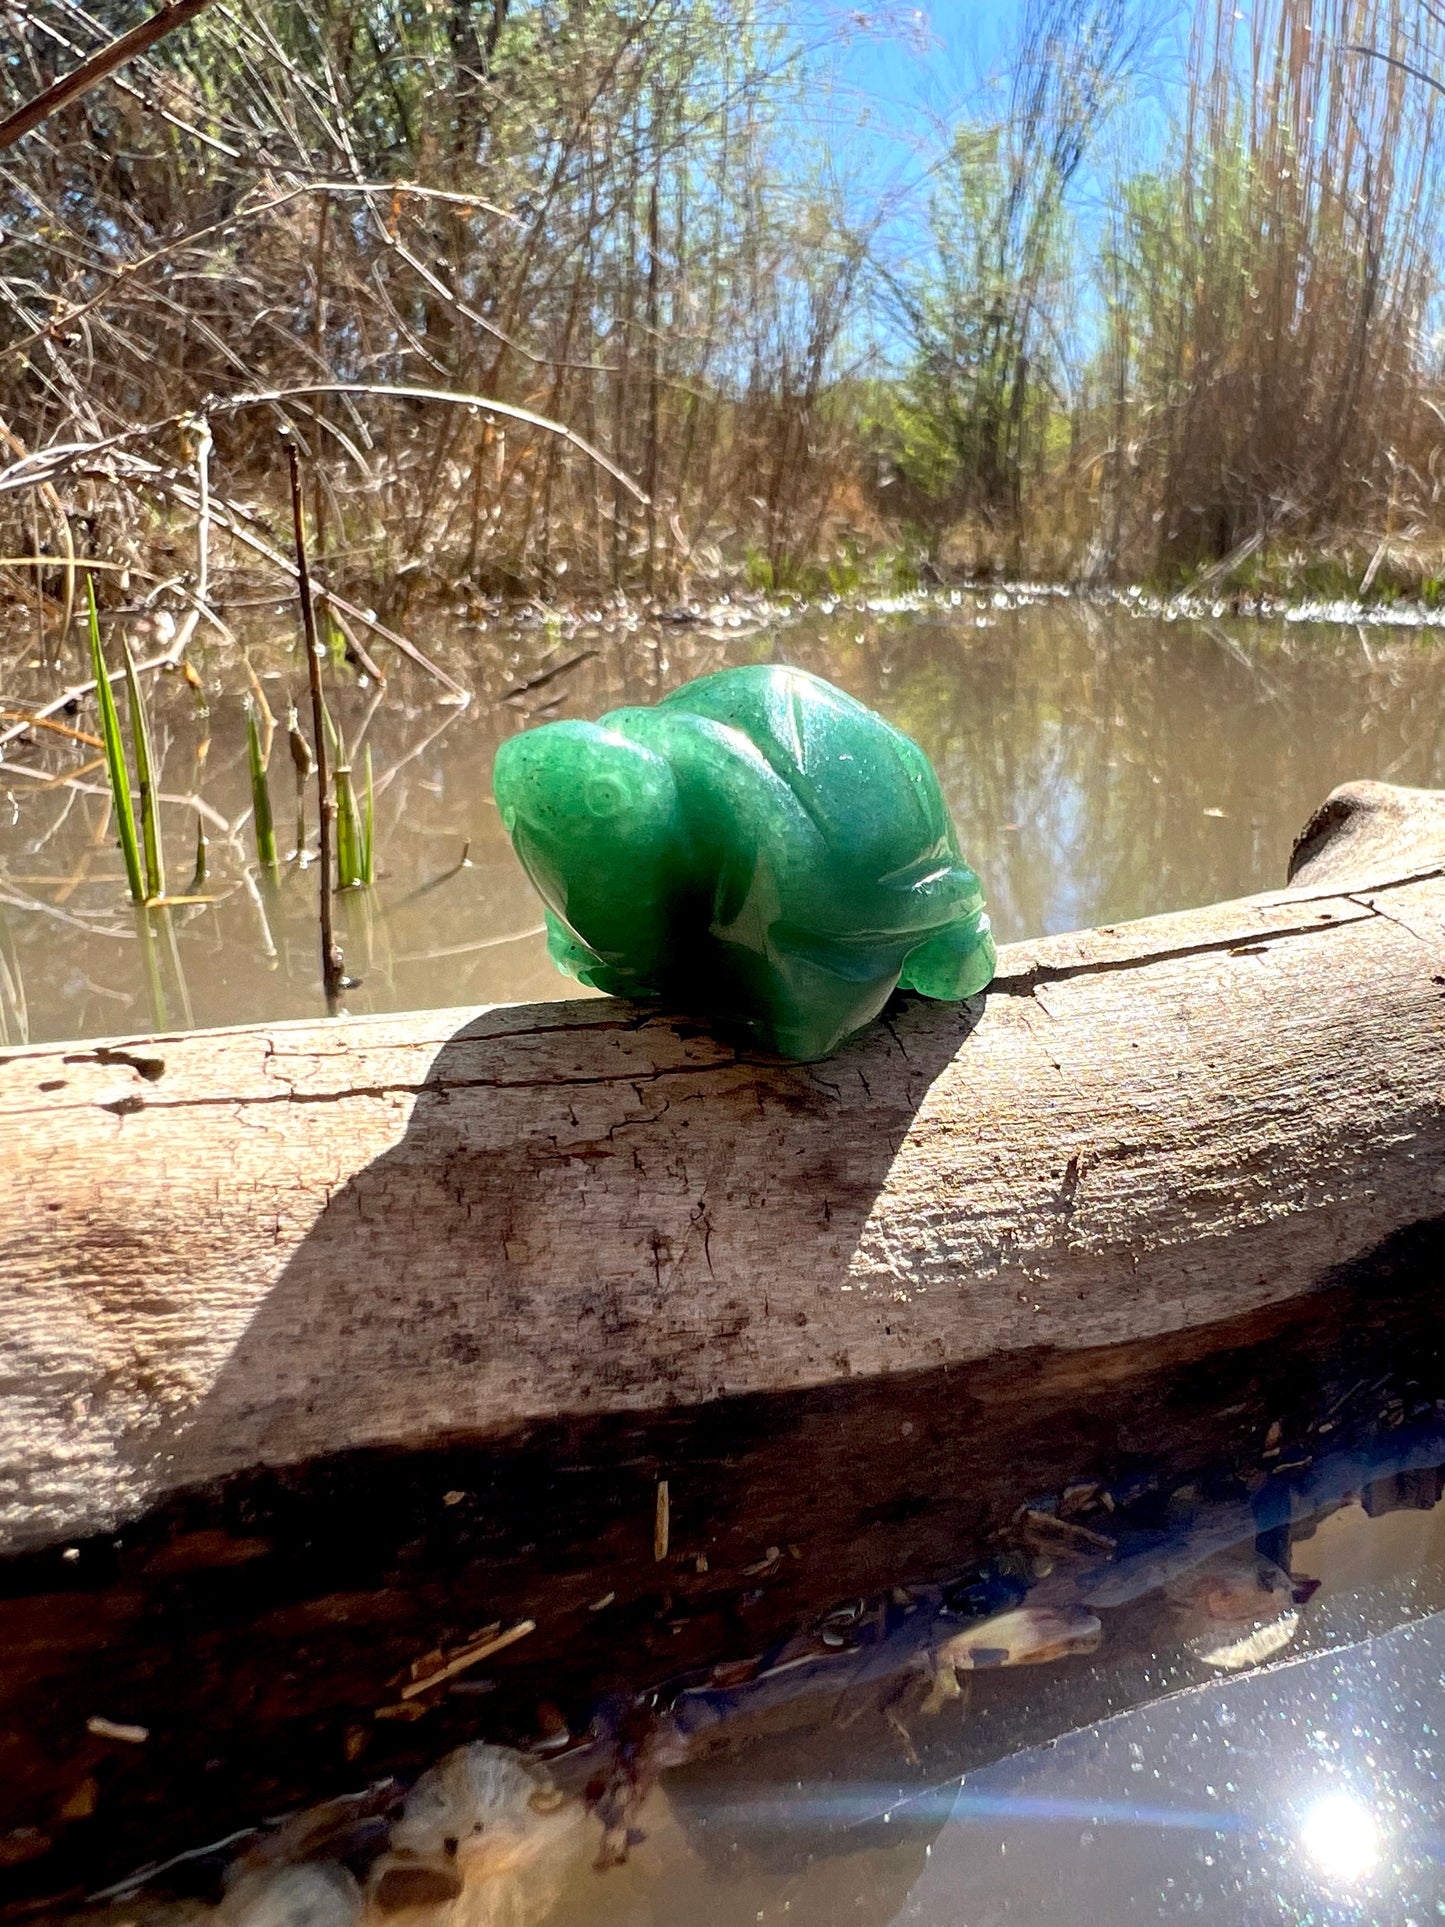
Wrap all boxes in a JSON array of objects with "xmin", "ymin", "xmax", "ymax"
[{"xmin": 2, "ymin": 1217, "xmax": 1443, "ymax": 1918}]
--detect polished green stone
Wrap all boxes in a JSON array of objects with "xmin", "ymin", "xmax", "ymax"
[{"xmin": 492, "ymin": 664, "xmax": 996, "ymax": 1060}]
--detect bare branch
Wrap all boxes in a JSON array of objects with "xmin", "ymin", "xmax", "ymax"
[{"xmin": 0, "ymin": 0, "xmax": 221, "ymax": 152}]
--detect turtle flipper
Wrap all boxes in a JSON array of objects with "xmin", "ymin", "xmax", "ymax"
[{"xmin": 899, "ymin": 910, "xmax": 997, "ymax": 1000}]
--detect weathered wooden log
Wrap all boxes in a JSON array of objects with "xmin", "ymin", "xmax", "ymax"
[
  {"xmin": 1289, "ymin": 776, "xmax": 1445, "ymax": 886},
  {"xmin": 1, "ymin": 782, "xmax": 1442, "ymax": 1555}
]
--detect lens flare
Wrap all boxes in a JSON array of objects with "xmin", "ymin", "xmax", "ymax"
[{"xmin": 1299, "ymin": 1791, "xmax": 1381, "ymax": 1883}]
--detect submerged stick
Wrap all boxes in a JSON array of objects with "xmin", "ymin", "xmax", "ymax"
[
  {"xmin": 285, "ymin": 436, "xmax": 343, "ymax": 1013},
  {"xmin": 286, "ymin": 702, "xmax": 312, "ymax": 860},
  {"xmin": 0, "ymin": 642, "xmax": 183, "ymax": 756},
  {"xmin": 399, "ymin": 1620, "xmax": 536, "ymax": 1699}
]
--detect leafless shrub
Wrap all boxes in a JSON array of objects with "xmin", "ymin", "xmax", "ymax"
[{"xmin": 0, "ymin": 0, "xmax": 874, "ymax": 616}]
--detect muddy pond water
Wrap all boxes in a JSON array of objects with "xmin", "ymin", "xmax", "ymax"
[
  {"xmin": 1, "ymin": 592, "xmax": 1442, "ymax": 1043},
  {"xmin": 2, "ymin": 594, "xmax": 1444, "ymax": 1927}
]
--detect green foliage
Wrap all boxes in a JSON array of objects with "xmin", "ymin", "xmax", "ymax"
[
  {"xmin": 882, "ymin": 2, "xmax": 1142, "ymax": 533},
  {"xmin": 87, "ymin": 579, "xmax": 145, "ymax": 907},
  {"xmin": 744, "ymin": 548, "xmax": 776, "ymax": 593},
  {"xmin": 245, "ymin": 699, "xmax": 279, "ymax": 873},
  {"xmin": 190, "ymin": 814, "xmax": 208, "ymax": 894},
  {"xmin": 826, "ymin": 546, "xmax": 863, "ymax": 599},
  {"xmin": 9, "ymin": 0, "xmax": 1445, "ymax": 592},
  {"xmin": 335, "ymin": 761, "xmax": 364, "ymax": 890},
  {"xmin": 870, "ymin": 0, "xmax": 1445, "ymax": 584},
  {"xmin": 326, "ymin": 706, "xmax": 373, "ymax": 890},
  {"xmin": 122, "ymin": 636, "xmax": 166, "ymax": 903}
]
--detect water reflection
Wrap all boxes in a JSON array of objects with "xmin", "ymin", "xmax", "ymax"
[
  {"xmin": 1, "ymin": 597, "xmax": 1442, "ymax": 1042},
  {"xmin": 3, "ymin": 599, "xmax": 1443, "ymax": 1919},
  {"xmin": 895, "ymin": 1615, "xmax": 1445, "ymax": 1924},
  {"xmin": 36, "ymin": 1478, "xmax": 1445, "ymax": 1927}
]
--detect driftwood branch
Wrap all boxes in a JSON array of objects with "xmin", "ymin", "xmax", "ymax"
[
  {"xmin": 0, "ymin": 783, "xmax": 1441, "ymax": 1555},
  {"xmin": 1289, "ymin": 776, "xmax": 1445, "ymax": 885},
  {"xmin": 0, "ymin": 0, "xmax": 220, "ymax": 153}
]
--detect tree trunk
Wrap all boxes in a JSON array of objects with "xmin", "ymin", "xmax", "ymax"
[{"xmin": 1, "ymin": 784, "xmax": 1441, "ymax": 1556}]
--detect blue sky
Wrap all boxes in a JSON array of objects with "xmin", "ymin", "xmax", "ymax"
[
  {"xmin": 788, "ymin": 0, "xmax": 1184, "ymax": 293},
  {"xmin": 800, "ymin": 1, "xmax": 1019, "ymax": 206}
]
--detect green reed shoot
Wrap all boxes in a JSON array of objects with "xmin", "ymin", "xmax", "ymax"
[
  {"xmin": 0, "ymin": 904, "xmax": 27, "ymax": 1048},
  {"xmin": 87, "ymin": 576, "xmax": 144, "ymax": 904},
  {"xmin": 334, "ymin": 756, "xmax": 363, "ymax": 889},
  {"xmin": 323, "ymin": 701, "xmax": 374, "ymax": 889},
  {"xmin": 189, "ymin": 812, "xmax": 207, "ymax": 893},
  {"xmin": 245, "ymin": 696, "xmax": 278, "ymax": 871},
  {"xmin": 135, "ymin": 897, "xmax": 169, "ymax": 1031},
  {"xmin": 121, "ymin": 635, "xmax": 165, "ymax": 902},
  {"xmin": 360, "ymin": 744, "xmax": 374, "ymax": 887},
  {"xmin": 156, "ymin": 897, "xmax": 194, "ymax": 1029}
]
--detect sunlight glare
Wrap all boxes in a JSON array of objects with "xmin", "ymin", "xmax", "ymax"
[{"xmin": 1299, "ymin": 1791, "xmax": 1381, "ymax": 1884}]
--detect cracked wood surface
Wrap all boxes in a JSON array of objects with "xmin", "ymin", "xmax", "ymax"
[{"xmin": 1, "ymin": 782, "xmax": 1442, "ymax": 1555}]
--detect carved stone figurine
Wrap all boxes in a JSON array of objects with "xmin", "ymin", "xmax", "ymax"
[{"xmin": 493, "ymin": 664, "xmax": 996, "ymax": 1060}]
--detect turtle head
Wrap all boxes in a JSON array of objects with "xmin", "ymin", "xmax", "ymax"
[{"xmin": 493, "ymin": 721, "xmax": 686, "ymax": 973}]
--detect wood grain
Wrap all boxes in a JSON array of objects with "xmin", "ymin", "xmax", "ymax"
[{"xmin": 1, "ymin": 782, "xmax": 1442, "ymax": 1555}]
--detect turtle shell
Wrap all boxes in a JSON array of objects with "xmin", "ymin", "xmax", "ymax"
[{"xmin": 493, "ymin": 664, "xmax": 995, "ymax": 1059}]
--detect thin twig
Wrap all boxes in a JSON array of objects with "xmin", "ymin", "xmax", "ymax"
[
  {"xmin": 0, "ymin": 385, "xmax": 647, "ymax": 510},
  {"xmin": 322, "ymin": 604, "xmax": 385, "ymax": 685},
  {"xmin": 501, "ymin": 648, "xmax": 599, "ymax": 700},
  {"xmin": 285, "ymin": 433, "xmax": 343, "ymax": 1013},
  {"xmin": 208, "ymin": 383, "xmax": 651, "ymax": 504},
  {"xmin": 0, "ymin": 709, "xmax": 102, "ymax": 746},
  {"xmin": 0, "ymin": 645, "xmax": 181, "ymax": 753},
  {"xmin": 0, "ymin": 754, "xmax": 105, "ymax": 790},
  {"xmin": 0, "ymin": 766, "xmax": 230, "ymax": 829},
  {"xmin": 400, "ymin": 1620, "xmax": 536, "ymax": 1699},
  {"xmin": 0, "ymin": 182, "xmax": 518, "ymax": 373},
  {"xmin": 654, "ymin": 1478, "xmax": 670, "ymax": 1562},
  {"xmin": 168, "ymin": 410, "xmax": 212, "ymax": 659},
  {"xmin": 144, "ymin": 465, "xmax": 463, "ymax": 697},
  {"xmin": 0, "ymin": 442, "xmax": 455, "ymax": 696}
]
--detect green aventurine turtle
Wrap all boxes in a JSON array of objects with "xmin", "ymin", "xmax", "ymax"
[{"xmin": 492, "ymin": 663, "xmax": 996, "ymax": 1061}]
